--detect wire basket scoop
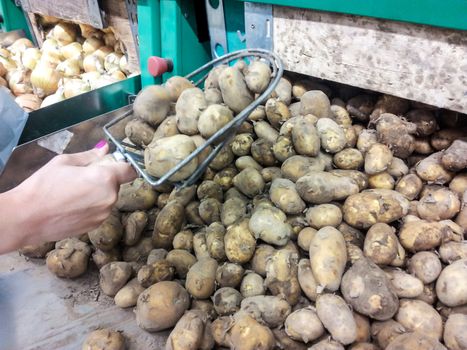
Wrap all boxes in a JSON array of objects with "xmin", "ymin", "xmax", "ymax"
[{"xmin": 104, "ymin": 48, "xmax": 284, "ymax": 188}]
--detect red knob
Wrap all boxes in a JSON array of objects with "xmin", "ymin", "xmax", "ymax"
[{"xmin": 147, "ymin": 56, "xmax": 173, "ymax": 77}]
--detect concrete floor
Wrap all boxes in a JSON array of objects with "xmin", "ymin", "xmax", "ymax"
[{"xmin": 0, "ymin": 252, "xmax": 169, "ymax": 350}]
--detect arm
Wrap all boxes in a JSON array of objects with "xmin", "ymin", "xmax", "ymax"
[{"xmin": 0, "ymin": 141, "xmax": 137, "ymax": 254}]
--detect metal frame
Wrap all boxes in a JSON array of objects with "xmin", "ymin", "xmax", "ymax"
[{"xmin": 104, "ymin": 48, "xmax": 283, "ymax": 188}]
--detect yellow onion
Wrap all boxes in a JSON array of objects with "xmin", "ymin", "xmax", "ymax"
[
  {"xmin": 53, "ymin": 22, "xmax": 77, "ymax": 46},
  {"xmin": 90, "ymin": 75, "xmax": 118, "ymax": 90},
  {"xmin": 93, "ymin": 46, "xmax": 113, "ymax": 60},
  {"xmin": 0, "ymin": 53, "xmax": 16, "ymax": 71},
  {"xmin": 8, "ymin": 38, "xmax": 34, "ymax": 55},
  {"xmin": 79, "ymin": 23, "xmax": 101, "ymax": 39},
  {"xmin": 80, "ymin": 71, "xmax": 101, "ymax": 84},
  {"xmin": 41, "ymin": 39, "xmax": 63, "ymax": 62},
  {"xmin": 30, "ymin": 63, "xmax": 62, "ymax": 97},
  {"xmin": 39, "ymin": 15, "xmax": 60, "ymax": 26},
  {"xmin": 103, "ymin": 32, "xmax": 117, "ymax": 47},
  {"xmin": 40, "ymin": 88, "xmax": 65, "ymax": 107},
  {"xmin": 104, "ymin": 52, "xmax": 122, "ymax": 72},
  {"xmin": 7, "ymin": 69, "xmax": 33, "ymax": 96},
  {"xmin": 83, "ymin": 37, "xmax": 103, "ymax": 54},
  {"xmin": 83, "ymin": 54, "xmax": 104, "ymax": 73},
  {"xmin": 15, "ymin": 93, "xmax": 42, "ymax": 112},
  {"xmin": 119, "ymin": 55, "xmax": 130, "ymax": 74},
  {"xmin": 0, "ymin": 76, "xmax": 7, "ymax": 87},
  {"xmin": 110, "ymin": 70, "xmax": 126, "ymax": 81},
  {"xmin": 60, "ymin": 42, "xmax": 82, "ymax": 60},
  {"xmin": 63, "ymin": 78, "xmax": 91, "ymax": 98},
  {"xmin": 21, "ymin": 47, "xmax": 41, "ymax": 70},
  {"xmin": 57, "ymin": 58, "xmax": 81, "ymax": 77}
]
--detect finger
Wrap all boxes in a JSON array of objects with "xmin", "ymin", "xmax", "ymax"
[
  {"xmin": 57, "ymin": 141, "xmax": 109, "ymax": 166},
  {"xmin": 105, "ymin": 162, "xmax": 138, "ymax": 185}
]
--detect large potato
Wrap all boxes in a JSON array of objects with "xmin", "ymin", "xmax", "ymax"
[
  {"xmin": 395, "ymin": 174, "xmax": 423, "ymax": 200},
  {"xmin": 116, "ymin": 178, "xmax": 157, "ymax": 211},
  {"xmin": 175, "ymin": 87, "xmax": 207, "ymax": 135},
  {"xmin": 185, "ymin": 257, "xmax": 218, "ymax": 299},
  {"xmin": 416, "ymin": 152, "xmax": 454, "ymax": 185},
  {"xmin": 309, "ymin": 227, "xmax": 347, "ymax": 291},
  {"xmin": 46, "ymin": 238, "xmax": 91, "ymax": 278},
  {"xmin": 299, "ymin": 90, "xmax": 330, "ymax": 118},
  {"xmin": 244, "ymin": 61, "xmax": 271, "ymax": 94},
  {"xmin": 436, "ymin": 258, "xmax": 467, "ymax": 307},
  {"xmin": 197, "ymin": 104, "xmax": 233, "ymax": 138},
  {"xmin": 285, "ymin": 308, "xmax": 324, "ymax": 343},
  {"xmin": 444, "ymin": 313, "xmax": 467, "ymax": 350},
  {"xmin": 407, "ymin": 251, "xmax": 442, "ymax": 284},
  {"xmin": 292, "ymin": 115, "xmax": 320, "ymax": 156},
  {"xmin": 364, "ymin": 143, "xmax": 393, "ymax": 175},
  {"xmin": 269, "ymin": 178, "xmax": 306, "ymax": 215},
  {"xmin": 226, "ymin": 311, "xmax": 275, "ymax": 350},
  {"xmin": 375, "ymin": 113, "xmax": 416, "ymax": 158},
  {"xmin": 218, "ymin": 67, "xmax": 253, "ymax": 113},
  {"xmin": 249, "ymin": 206, "xmax": 292, "ymax": 246},
  {"xmin": 395, "ymin": 299, "xmax": 443, "ymax": 339},
  {"xmin": 363, "ymin": 223, "xmax": 399, "ymax": 265},
  {"xmin": 306, "ymin": 204, "xmax": 342, "ymax": 229},
  {"xmin": 133, "ymin": 85, "xmax": 171, "ymax": 126},
  {"xmin": 225, "ymin": 219, "xmax": 256, "ymax": 263},
  {"xmin": 165, "ymin": 76, "xmax": 195, "ymax": 101},
  {"xmin": 152, "ymin": 200, "xmax": 184, "ymax": 249},
  {"xmin": 417, "ymin": 187, "xmax": 460, "ymax": 220},
  {"xmin": 316, "ymin": 118, "xmax": 346, "ymax": 153}
]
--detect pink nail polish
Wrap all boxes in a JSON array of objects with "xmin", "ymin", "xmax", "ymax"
[{"xmin": 95, "ymin": 139, "xmax": 107, "ymax": 149}]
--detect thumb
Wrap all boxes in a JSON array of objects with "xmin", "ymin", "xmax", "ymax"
[
  {"xmin": 105, "ymin": 162, "xmax": 138, "ymax": 185},
  {"xmin": 59, "ymin": 141, "xmax": 109, "ymax": 166}
]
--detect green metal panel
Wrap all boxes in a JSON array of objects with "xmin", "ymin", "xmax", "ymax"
[
  {"xmin": 224, "ymin": 0, "xmax": 246, "ymax": 53},
  {"xmin": 237, "ymin": 0, "xmax": 467, "ymax": 31},
  {"xmin": 0, "ymin": 0, "xmax": 31, "ymax": 37}
]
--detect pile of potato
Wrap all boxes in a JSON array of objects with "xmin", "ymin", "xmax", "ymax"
[
  {"xmin": 0, "ymin": 15, "xmax": 132, "ymax": 112},
  {"xmin": 20, "ymin": 58, "xmax": 467, "ymax": 350}
]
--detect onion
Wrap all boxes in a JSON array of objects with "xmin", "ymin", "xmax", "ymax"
[
  {"xmin": 21, "ymin": 47, "xmax": 41, "ymax": 70},
  {"xmin": 57, "ymin": 58, "xmax": 81, "ymax": 77},
  {"xmin": 90, "ymin": 75, "xmax": 118, "ymax": 90},
  {"xmin": 63, "ymin": 78, "xmax": 91, "ymax": 98},
  {"xmin": 79, "ymin": 23, "xmax": 101, "ymax": 39},
  {"xmin": 7, "ymin": 69, "xmax": 33, "ymax": 96},
  {"xmin": 0, "ymin": 55, "xmax": 17, "ymax": 71},
  {"xmin": 15, "ymin": 94, "xmax": 42, "ymax": 112},
  {"xmin": 8, "ymin": 38, "xmax": 34, "ymax": 55},
  {"xmin": 93, "ymin": 46, "xmax": 113, "ymax": 60},
  {"xmin": 81, "ymin": 71, "xmax": 101, "ymax": 84},
  {"xmin": 41, "ymin": 92, "xmax": 65, "ymax": 107},
  {"xmin": 31, "ymin": 63, "xmax": 62, "ymax": 97},
  {"xmin": 110, "ymin": 70, "xmax": 126, "ymax": 81},
  {"xmin": 60, "ymin": 42, "xmax": 82, "ymax": 59},
  {"xmin": 104, "ymin": 52, "xmax": 122, "ymax": 72},
  {"xmin": 37, "ymin": 51, "xmax": 61, "ymax": 69},
  {"xmin": 53, "ymin": 22, "xmax": 77, "ymax": 46},
  {"xmin": 119, "ymin": 55, "xmax": 130, "ymax": 74},
  {"xmin": 103, "ymin": 32, "xmax": 117, "ymax": 47},
  {"xmin": 41, "ymin": 39, "xmax": 63, "ymax": 62},
  {"xmin": 83, "ymin": 54, "xmax": 104, "ymax": 73},
  {"xmin": 83, "ymin": 37, "xmax": 103, "ymax": 54}
]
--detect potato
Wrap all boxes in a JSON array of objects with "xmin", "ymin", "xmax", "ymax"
[
  {"xmin": 281, "ymin": 156, "xmax": 325, "ymax": 182},
  {"xmin": 407, "ymin": 251, "xmax": 442, "ymax": 284},
  {"xmin": 213, "ymin": 287, "xmax": 242, "ymax": 316},
  {"xmin": 240, "ymin": 272, "xmax": 265, "ymax": 297},
  {"xmin": 371, "ymin": 320, "xmax": 406, "ymax": 349},
  {"xmin": 273, "ymin": 135, "xmax": 296, "ymax": 162},
  {"xmin": 165, "ymin": 309, "xmax": 209, "ymax": 350},
  {"xmin": 215, "ymin": 262, "xmax": 244, "ymax": 288},
  {"xmin": 198, "ymin": 198, "xmax": 222, "ymax": 224},
  {"xmin": 375, "ymin": 113, "xmax": 416, "ymax": 158},
  {"xmin": 395, "ymin": 299, "xmax": 443, "ymax": 339},
  {"xmin": 166, "ymin": 249, "xmax": 196, "ymax": 279},
  {"xmin": 309, "ymin": 339, "xmax": 345, "ymax": 350},
  {"xmin": 243, "ymin": 61, "xmax": 271, "ymax": 93},
  {"xmin": 348, "ymin": 343, "xmax": 379, "ymax": 350},
  {"xmin": 297, "ymin": 227, "xmax": 316, "ymax": 251},
  {"xmin": 417, "ymin": 188, "xmax": 460, "ymax": 220},
  {"xmin": 371, "ymin": 95, "xmax": 410, "ymax": 121},
  {"xmin": 193, "ymin": 230, "xmax": 210, "ymax": 259},
  {"xmin": 405, "ymin": 109, "xmax": 437, "ymax": 136},
  {"xmin": 157, "ymin": 193, "xmax": 170, "ymax": 208},
  {"xmin": 145, "ymin": 135, "xmax": 198, "ymax": 181},
  {"xmin": 122, "ymin": 237, "xmax": 153, "ymax": 262},
  {"xmin": 272, "ymin": 328, "xmax": 307, "ymax": 350},
  {"xmin": 387, "ymin": 157, "xmax": 409, "ymax": 178},
  {"xmin": 231, "ymin": 133, "xmax": 254, "ymax": 156},
  {"xmin": 299, "ymin": 90, "xmax": 330, "ymax": 118},
  {"xmin": 341, "ymin": 258, "xmax": 399, "ymax": 320},
  {"xmin": 329, "ymin": 169, "xmax": 368, "ymax": 191},
  {"xmin": 368, "ymin": 172, "xmax": 395, "ymax": 189},
  {"xmin": 364, "ymin": 143, "xmax": 393, "ymax": 175},
  {"xmin": 449, "ymin": 173, "xmax": 467, "ymax": 197},
  {"xmin": 265, "ymin": 98, "xmax": 291, "ymax": 128},
  {"xmin": 297, "ymin": 171, "xmax": 359, "ymax": 204},
  {"xmin": 116, "ymin": 179, "xmax": 156, "ymax": 212},
  {"xmin": 151, "ymin": 115, "xmax": 179, "ymax": 142},
  {"xmin": 204, "ymin": 64, "xmax": 227, "ymax": 89},
  {"xmin": 414, "ymin": 136, "xmax": 435, "ymax": 154},
  {"xmin": 436, "ymin": 258, "xmax": 467, "ymax": 307},
  {"xmin": 251, "ymin": 138, "xmax": 276, "ymax": 166},
  {"xmin": 185, "ymin": 257, "xmax": 218, "ymax": 299},
  {"xmin": 46, "ymin": 238, "xmax": 91, "ymax": 278},
  {"xmin": 293, "ymin": 80, "xmax": 331, "ymax": 100},
  {"xmin": 211, "ymin": 316, "xmax": 232, "ymax": 347},
  {"xmin": 439, "ymin": 241, "xmax": 467, "ymax": 264},
  {"xmin": 316, "ymin": 294, "xmax": 357, "ymax": 345},
  {"xmin": 269, "ymin": 178, "xmax": 306, "ymax": 215},
  {"xmin": 431, "ymin": 128, "xmax": 466, "ymax": 151},
  {"xmin": 19, "ymin": 241, "xmax": 55, "ymax": 258},
  {"xmin": 175, "ymin": 87, "xmax": 207, "ymax": 135},
  {"xmin": 386, "ymin": 331, "xmax": 447, "ymax": 350},
  {"xmin": 218, "ymin": 67, "xmax": 253, "ymax": 113},
  {"xmin": 343, "ymin": 189, "xmax": 409, "ymax": 228},
  {"xmin": 146, "ymin": 249, "xmax": 168, "ymax": 264},
  {"xmin": 124, "ymin": 118, "xmax": 155, "ymax": 147},
  {"xmin": 114, "ymin": 277, "xmax": 145, "ymax": 308},
  {"xmin": 306, "ymin": 204, "xmax": 342, "ymax": 229},
  {"xmin": 346, "ymin": 94, "xmax": 374, "ymax": 122},
  {"xmin": 296, "ymin": 260, "xmax": 319, "ymax": 302},
  {"xmin": 316, "ymin": 118, "xmax": 346, "ymax": 153},
  {"xmin": 123, "ymin": 211, "xmax": 147, "ymax": 246},
  {"xmin": 339, "ymin": 222, "xmax": 365, "ymax": 248},
  {"xmin": 133, "ymin": 85, "xmax": 171, "ymax": 126},
  {"xmin": 292, "ymin": 116, "xmax": 320, "ymax": 156},
  {"xmin": 251, "ymin": 244, "xmax": 275, "ymax": 277},
  {"xmin": 284, "ymin": 308, "xmax": 324, "ymax": 343},
  {"xmin": 171, "ymin": 230, "xmax": 193, "ymax": 252},
  {"xmin": 356, "ymin": 129, "xmax": 378, "ymax": 154},
  {"xmin": 223, "ymin": 218, "xmax": 256, "ymax": 263},
  {"xmin": 99, "ymin": 261, "xmax": 132, "ymax": 296},
  {"xmin": 196, "ymin": 181, "xmax": 223, "ymax": 203},
  {"xmin": 168, "ymin": 185, "xmax": 197, "ymax": 206},
  {"xmin": 232, "ymin": 167, "xmax": 265, "ymax": 197},
  {"xmin": 213, "ymin": 166, "xmax": 238, "ymax": 190},
  {"xmin": 441, "ymin": 139, "xmax": 467, "ymax": 172},
  {"xmin": 330, "ymin": 104, "xmax": 352, "ymax": 126},
  {"xmin": 261, "ymin": 167, "xmax": 282, "ymax": 182},
  {"xmin": 395, "ymin": 174, "xmax": 423, "ymax": 200},
  {"xmin": 165, "ymin": 76, "xmax": 195, "ymax": 101},
  {"xmin": 353, "ymin": 312, "xmax": 371, "ymax": 342},
  {"xmin": 333, "ymin": 148, "xmax": 363, "ymax": 170},
  {"xmin": 184, "ymin": 202, "xmax": 203, "ymax": 226},
  {"xmin": 444, "ymin": 313, "xmax": 467, "ymax": 350},
  {"xmin": 254, "ymin": 120, "xmax": 279, "ymax": 143},
  {"xmin": 271, "ymin": 77, "xmax": 292, "ymax": 105},
  {"xmin": 265, "ymin": 248, "xmax": 301, "ymax": 305},
  {"xmin": 226, "ymin": 311, "xmax": 275, "ymax": 350},
  {"xmin": 204, "ymin": 222, "xmax": 225, "ymax": 261},
  {"xmin": 235, "ymin": 155, "xmax": 263, "ymax": 171},
  {"xmin": 197, "ymin": 104, "xmax": 233, "ymax": 138},
  {"xmin": 249, "ymin": 206, "xmax": 292, "ymax": 246},
  {"xmin": 204, "ymin": 87, "xmax": 223, "ymax": 105},
  {"xmin": 152, "ymin": 200, "xmax": 184, "ymax": 249},
  {"xmin": 416, "ymin": 151, "xmax": 454, "ymax": 184},
  {"xmin": 88, "ymin": 210, "xmax": 123, "ymax": 251},
  {"xmin": 219, "ymin": 198, "xmax": 246, "ymax": 227},
  {"xmin": 363, "ymin": 223, "xmax": 399, "ymax": 265},
  {"xmin": 240, "ymin": 295, "xmax": 291, "ymax": 327},
  {"xmin": 82, "ymin": 329, "xmax": 125, "ymax": 350},
  {"xmin": 385, "ymin": 269, "xmax": 424, "ymax": 298},
  {"xmin": 308, "ymin": 226, "xmax": 346, "ymax": 291},
  {"xmin": 416, "ymin": 283, "xmax": 437, "ymax": 305},
  {"xmin": 137, "ymin": 260, "xmax": 174, "ymax": 288}
]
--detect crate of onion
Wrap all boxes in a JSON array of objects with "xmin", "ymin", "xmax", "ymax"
[{"xmin": 0, "ymin": 16, "xmax": 138, "ymax": 112}]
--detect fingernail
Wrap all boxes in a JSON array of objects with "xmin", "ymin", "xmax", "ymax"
[{"xmin": 95, "ymin": 139, "xmax": 107, "ymax": 149}]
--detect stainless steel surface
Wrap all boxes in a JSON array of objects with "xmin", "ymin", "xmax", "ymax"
[
  {"xmin": 0, "ymin": 105, "xmax": 130, "ymax": 193},
  {"xmin": 124, "ymin": 0, "xmax": 139, "ymax": 61},
  {"xmin": 104, "ymin": 48, "xmax": 284, "ymax": 188},
  {"xmin": 0, "ymin": 29, "xmax": 26, "ymax": 46},
  {"xmin": 244, "ymin": 2, "xmax": 273, "ymax": 50},
  {"xmin": 205, "ymin": 0, "xmax": 228, "ymax": 58}
]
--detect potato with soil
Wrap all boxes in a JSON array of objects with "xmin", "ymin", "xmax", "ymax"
[
  {"xmin": 431, "ymin": 128, "xmax": 466, "ymax": 150},
  {"xmin": 265, "ymin": 98, "xmax": 291, "ymax": 129},
  {"xmin": 271, "ymin": 77, "xmax": 292, "ymax": 105},
  {"xmin": 333, "ymin": 148, "xmax": 364, "ymax": 170},
  {"xmin": 292, "ymin": 116, "xmax": 320, "ymax": 156},
  {"xmin": 417, "ymin": 187, "xmax": 460, "ymax": 220},
  {"xmin": 316, "ymin": 294, "xmax": 357, "ymax": 345},
  {"xmin": 122, "ymin": 237, "xmax": 153, "ymax": 263},
  {"xmin": 299, "ymin": 90, "xmax": 330, "ymax": 118},
  {"xmin": 197, "ymin": 104, "xmax": 233, "ymax": 138},
  {"xmin": 165, "ymin": 75, "xmax": 195, "ymax": 101},
  {"xmin": 175, "ymin": 87, "xmax": 207, "ymax": 135},
  {"xmin": 439, "ymin": 241, "xmax": 467, "ymax": 264},
  {"xmin": 93, "ymin": 249, "xmax": 122, "ymax": 270},
  {"xmin": 375, "ymin": 113, "xmax": 416, "ymax": 158},
  {"xmin": 240, "ymin": 295, "xmax": 291, "ymax": 328},
  {"xmin": 124, "ymin": 118, "xmax": 155, "ymax": 147},
  {"xmin": 185, "ymin": 257, "xmax": 218, "ymax": 299},
  {"xmin": 82, "ymin": 328, "xmax": 125, "ymax": 350},
  {"xmin": 281, "ymin": 156, "xmax": 325, "ymax": 182},
  {"xmin": 19, "ymin": 241, "xmax": 55, "ymax": 258},
  {"xmin": 316, "ymin": 118, "xmax": 346, "ymax": 153},
  {"xmin": 165, "ymin": 249, "xmax": 196, "ymax": 279},
  {"xmin": 100, "ymin": 261, "xmax": 132, "ymax": 296},
  {"xmin": 231, "ymin": 133, "xmax": 254, "ymax": 156},
  {"xmin": 136, "ymin": 281, "xmax": 190, "ymax": 332},
  {"xmin": 273, "ymin": 135, "xmax": 296, "ymax": 162},
  {"xmin": 133, "ymin": 85, "xmax": 171, "ymax": 126},
  {"xmin": 285, "ymin": 307, "xmax": 324, "ymax": 343},
  {"xmin": 152, "ymin": 200, "xmax": 184, "ymax": 249},
  {"xmin": 168, "ymin": 184, "xmax": 197, "ymax": 205},
  {"xmin": 116, "ymin": 178, "xmax": 157, "ymax": 212},
  {"xmin": 395, "ymin": 174, "xmax": 423, "ymax": 200},
  {"xmin": 165, "ymin": 309, "xmax": 210, "ymax": 350},
  {"xmin": 240, "ymin": 272, "xmax": 265, "ymax": 297},
  {"xmin": 152, "ymin": 116, "xmax": 179, "ymax": 142},
  {"xmin": 371, "ymin": 320, "xmax": 406, "ymax": 349},
  {"xmin": 269, "ymin": 178, "xmax": 306, "ymax": 215},
  {"xmin": 444, "ymin": 313, "xmax": 467, "ymax": 350},
  {"xmin": 308, "ymin": 226, "xmax": 347, "ymax": 291},
  {"xmin": 306, "ymin": 204, "xmax": 342, "ymax": 229},
  {"xmin": 368, "ymin": 172, "xmax": 395, "ymax": 189},
  {"xmin": 343, "ymin": 189, "xmax": 409, "ymax": 228},
  {"xmin": 363, "ymin": 223, "xmax": 399, "ymax": 265},
  {"xmin": 254, "ymin": 120, "xmax": 279, "ymax": 143},
  {"xmin": 436, "ymin": 258, "xmax": 467, "ymax": 307},
  {"xmin": 114, "ymin": 278, "xmax": 145, "ymax": 308},
  {"xmin": 297, "ymin": 227, "xmax": 316, "ymax": 251},
  {"xmin": 232, "ymin": 167, "xmax": 265, "ymax": 198},
  {"xmin": 88, "ymin": 210, "xmax": 123, "ymax": 251},
  {"xmin": 297, "ymin": 258, "xmax": 319, "ymax": 301},
  {"xmin": 193, "ymin": 230, "xmax": 210, "ymax": 260},
  {"xmin": 346, "ymin": 94, "xmax": 374, "ymax": 122},
  {"xmin": 123, "ymin": 211, "xmax": 147, "ymax": 246},
  {"xmin": 405, "ymin": 109, "xmax": 437, "ymax": 136},
  {"xmin": 251, "ymin": 244, "xmax": 276, "ymax": 277},
  {"xmin": 224, "ymin": 311, "xmax": 275, "ymax": 350},
  {"xmin": 364, "ymin": 143, "xmax": 393, "ymax": 175},
  {"xmin": 221, "ymin": 197, "xmax": 247, "ymax": 227},
  {"xmin": 218, "ymin": 67, "xmax": 253, "ymax": 113},
  {"xmin": 137, "ymin": 260, "xmax": 175, "ymax": 287},
  {"xmin": 395, "ymin": 299, "xmax": 443, "ymax": 339},
  {"xmin": 244, "ymin": 60, "xmax": 271, "ymax": 94},
  {"xmin": 384, "ymin": 269, "xmax": 424, "ymax": 298},
  {"xmin": 249, "ymin": 206, "xmax": 292, "ymax": 246},
  {"xmin": 407, "ymin": 251, "xmax": 442, "ymax": 284},
  {"xmin": 216, "ymin": 262, "xmax": 244, "ymax": 288},
  {"xmin": 205, "ymin": 222, "xmax": 226, "ymax": 261},
  {"xmin": 341, "ymin": 258, "xmax": 399, "ymax": 320},
  {"xmin": 386, "ymin": 331, "xmax": 447, "ymax": 350},
  {"xmin": 46, "ymin": 238, "xmax": 91, "ymax": 278},
  {"xmin": 251, "ymin": 138, "xmax": 276, "ymax": 166},
  {"xmin": 213, "ymin": 287, "xmax": 243, "ymax": 316},
  {"xmin": 416, "ymin": 151, "xmax": 454, "ymax": 184},
  {"xmin": 272, "ymin": 328, "xmax": 307, "ymax": 350}
]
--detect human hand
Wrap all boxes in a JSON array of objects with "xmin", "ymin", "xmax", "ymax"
[{"xmin": 1, "ymin": 140, "xmax": 137, "ymax": 252}]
